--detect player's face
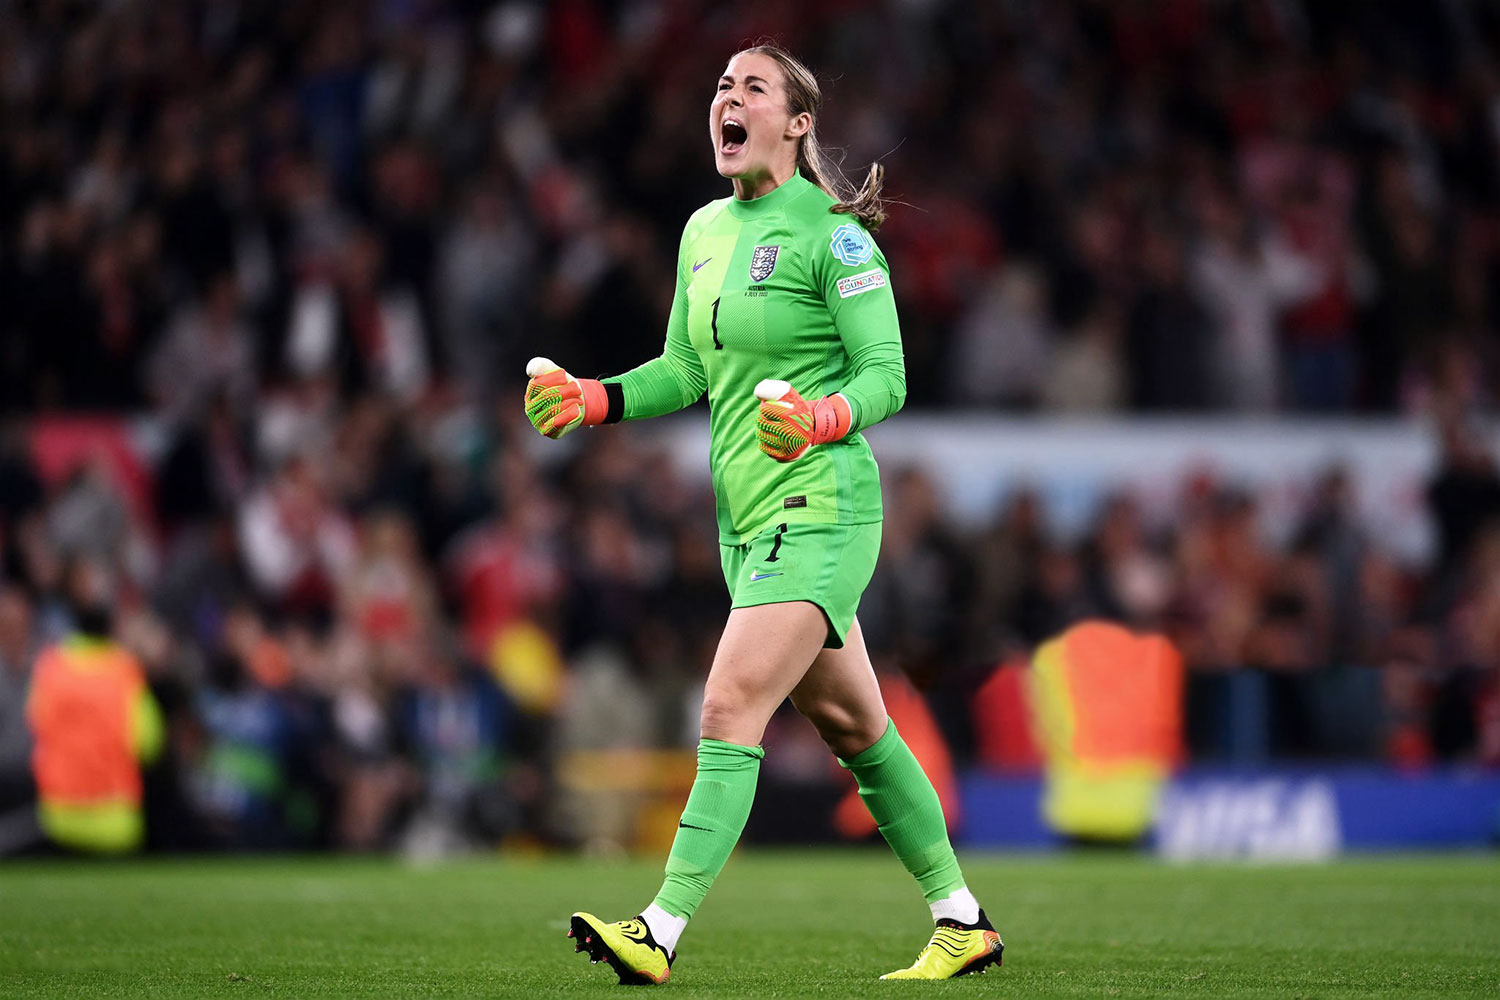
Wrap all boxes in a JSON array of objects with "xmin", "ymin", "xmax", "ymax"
[{"xmin": 711, "ymin": 52, "xmax": 807, "ymax": 188}]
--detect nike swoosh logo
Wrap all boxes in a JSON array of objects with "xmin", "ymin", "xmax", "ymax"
[
  {"xmin": 678, "ymin": 821, "xmax": 715, "ymax": 832},
  {"xmin": 620, "ymin": 922, "xmax": 649, "ymax": 942},
  {"xmin": 749, "ymin": 571, "xmax": 783, "ymax": 582},
  {"xmin": 692, "ymin": 258, "xmax": 711, "ymax": 272}
]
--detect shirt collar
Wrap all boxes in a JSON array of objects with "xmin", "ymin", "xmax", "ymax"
[{"xmin": 727, "ymin": 171, "xmax": 813, "ymax": 220}]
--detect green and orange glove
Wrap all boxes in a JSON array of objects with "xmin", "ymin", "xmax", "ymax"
[
  {"xmin": 524, "ymin": 357, "xmax": 609, "ymax": 439},
  {"xmin": 753, "ymin": 379, "xmax": 853, "ymax": 462}
]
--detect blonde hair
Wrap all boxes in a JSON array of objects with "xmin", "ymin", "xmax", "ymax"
[{"xmin": 737, "ymin": 43, "xmax": 888, "ymax": 232}]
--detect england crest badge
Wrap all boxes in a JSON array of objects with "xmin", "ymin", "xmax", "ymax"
[{"xmin": 749, "ymin": 245, "xmax": 779, "ymax": 283}]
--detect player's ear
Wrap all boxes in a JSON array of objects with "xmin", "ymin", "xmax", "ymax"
[{"xmin": 785, "ymin": 112, "xmax": 811, "ymax": 141}]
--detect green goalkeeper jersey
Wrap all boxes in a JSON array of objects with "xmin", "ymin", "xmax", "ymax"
[{"xmin": 605, "ymin": 172, "xmax": 906, "ymax": 545}]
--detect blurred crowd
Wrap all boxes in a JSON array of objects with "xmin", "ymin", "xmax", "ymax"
[
  {"xmin": 10, "ymin": 0, "xmax": 1500, "ymax": 415},
  {"xmin": 4, "ymin": 0, "xmax": 1500, "ymax": 851}
]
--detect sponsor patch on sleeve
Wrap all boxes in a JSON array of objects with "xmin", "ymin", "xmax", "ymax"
[
  {"xmin": 829, "ymin": 223, "xmax": 875, "ymax": 266},
  {"xmin": 836, "ymin": 268, "xmax": 888, "ymax": 299}
]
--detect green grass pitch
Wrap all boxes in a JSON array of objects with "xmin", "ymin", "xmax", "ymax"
[{"xmin": 2, "ymin": 850, "xmax": 1497, "ymax": 998}]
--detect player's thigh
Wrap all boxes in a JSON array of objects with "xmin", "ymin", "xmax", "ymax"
[
  {"xmin": 789, "ymin": 617, "xmax": 889, "ymax": 760},
  {"xmin": 700, "ymin": 600, "xmax": 828, "ymax": 746},
  {"xmin": 722, "ymin": 521, "xmax": 881, "ymax": 650}
]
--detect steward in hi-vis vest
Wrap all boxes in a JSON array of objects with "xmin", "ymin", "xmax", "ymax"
[{"xmin": 27, "ymin": 629, "xmax": 163, "ymax": 854}]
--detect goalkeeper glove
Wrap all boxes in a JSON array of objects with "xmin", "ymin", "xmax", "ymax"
[
  {"xmin": 753, "ymin": 379, "xmax": 852, "ymax": 462},
  {"xmin": 524, "ymin": 357, "xmax": 609, "ymax": 439}
]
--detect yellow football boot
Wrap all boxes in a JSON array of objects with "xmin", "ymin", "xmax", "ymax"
[
  {"xmin": 569, "ymin": 912, "xmax": 674, "ymax": 985},
  {"xmin": 880, "ymin": 909, "xmax": 1003, "ymax": 980}
]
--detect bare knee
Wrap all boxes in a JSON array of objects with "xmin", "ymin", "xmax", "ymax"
[
  {"xmin": 700, "ymin": 683, "xmax": 766, "ymax": 746},
  {"xmin": 798, "ymin": 697, "xmax": 887, "ymax": 760},
  {"xmin": 699, "ymin": 692, "xmax": 740, "ymax": 741}
]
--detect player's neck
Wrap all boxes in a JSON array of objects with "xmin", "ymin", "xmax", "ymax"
[{"xmin": 732, "ymin": 164, "xmax": 797, "ymax": 201}]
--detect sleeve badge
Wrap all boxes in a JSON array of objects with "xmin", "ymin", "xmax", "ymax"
[{"xmin": 829, "ymin": 223, "xmax": 874, "ymax": 266}]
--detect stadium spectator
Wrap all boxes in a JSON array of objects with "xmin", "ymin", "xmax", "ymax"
[
  {"xmin": 1426, "ymin": 412, "xmax": 1500, "ymax": 586},
  {"xmin": 237, "ymin": 451, "xmax": 356, "ymax": 614},
  {"xmin": 397, "ymin": 629, "xmax": 516, "ymax": 855},
  {"xmin": 146, "ymin": 274, "xmax": 257, "ymax": 428},
  {"xmin": 26, "ymin": 558, "xmax": 164, "ymax": 853},
  {"xmin": 0, "ymin": 589, "xmax": 37, "ymax": 824}
]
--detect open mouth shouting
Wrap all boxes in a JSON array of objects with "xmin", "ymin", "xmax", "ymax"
[{"xmin": 720, "ymin": 116, "xmax": 748, "ymax": 157}]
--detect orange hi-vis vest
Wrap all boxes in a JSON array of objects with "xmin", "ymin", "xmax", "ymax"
[
  {"xmin": 1030, "ymin": 620, "xmax": 1183, "ymax": 841},
  {"xmin": 27, "ymin": 637, "xmax": 152, "ymax": 809}
]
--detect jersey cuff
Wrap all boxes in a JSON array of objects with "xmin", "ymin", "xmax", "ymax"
[
  {"xmin": 602, "ymin": 381, "xmax": 625, "ymax": 424},
  {"xmin": 835, "ymin": 392, "xmax": 862, "ymax": 433}
]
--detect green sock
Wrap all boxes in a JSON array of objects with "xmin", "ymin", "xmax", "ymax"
[
  {"xmin": 651, "ymin": 738, "xmax": 764, "ymax": 920},
  {"xmin": 840, "ymin": 719, "xmax": 966, "ymax": 902}
]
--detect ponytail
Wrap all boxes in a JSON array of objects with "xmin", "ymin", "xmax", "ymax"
[{"xmin": 799, "ymin": 132, "xmax": 887, "ymax": 233}]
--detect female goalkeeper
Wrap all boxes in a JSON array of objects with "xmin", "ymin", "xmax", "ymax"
[{"xmin": 525, "ymin": 44, "xmax": 1001, "ymax": 985}]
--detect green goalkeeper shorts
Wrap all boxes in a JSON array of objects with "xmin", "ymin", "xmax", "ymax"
[{"xmin": 719, "ymin": 520, "xmax": 882, "ymax": 649}]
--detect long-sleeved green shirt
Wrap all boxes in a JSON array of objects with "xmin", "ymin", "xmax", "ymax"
[{"xmin": 606, "ymin": 171, "xmax": 906, "ymax": 544}]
